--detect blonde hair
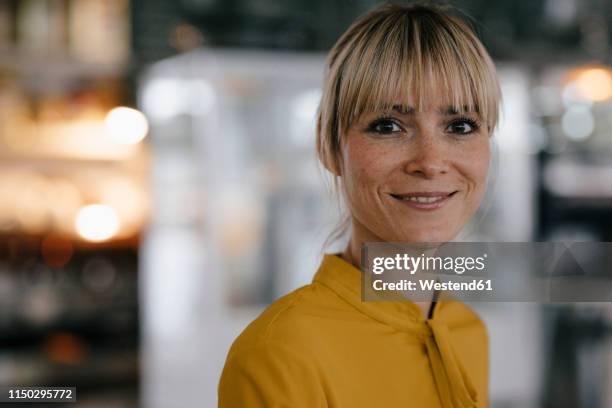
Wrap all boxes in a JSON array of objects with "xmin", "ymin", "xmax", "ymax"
[{"xmin": 316, "ymin": 3, "xmax": 501, "ymax": 247}]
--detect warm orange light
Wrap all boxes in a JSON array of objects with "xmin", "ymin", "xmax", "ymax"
[
  {"xmin": 574, "ymin": 67, "xmax": 612, "ymax": 102},
  {"xmin": 41, "ymin": 234, "xmax": 74, "ymax": 268},
  {"xmin": 75, "ymin": 204, "xmax": 120, "ymax": 242},
  {"xmin": 104, "ymin": 107, "xmax": 149, "ymax": 144},
  {"xmin": 43, "ymin": 332, "xmax": 88, "ymax": 365},
  {"xmin": 100, "ymin": 177, "xmax": 149, "ymax": 236}
]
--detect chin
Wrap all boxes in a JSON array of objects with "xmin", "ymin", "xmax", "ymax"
[{"xmin": 391, "ymin": 226, "xmax": 459, "ymax": 243}]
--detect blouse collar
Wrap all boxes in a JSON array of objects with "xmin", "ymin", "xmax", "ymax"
[
  {"xmin": 312, "ymin": 253, "xmax": 433, "ymax": 332},
  {"xmin": 312, "ymin": 253, "xmax": 480, "ymax": 408}
]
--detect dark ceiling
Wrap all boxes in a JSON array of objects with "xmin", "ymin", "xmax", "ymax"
[{"xmin": 132, "ymin": 0, "xmax": 612, "ymax": 66}]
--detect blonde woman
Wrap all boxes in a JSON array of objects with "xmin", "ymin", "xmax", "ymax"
[{"xmin": 219, "ymin": 3, "xmax": 500, "ymax": 407}]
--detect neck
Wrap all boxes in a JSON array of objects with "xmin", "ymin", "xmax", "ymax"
[
  {"xmin": 340, "ymin": 217, "xmax": 381, "ymax": 269},
  {"xmin": 340, "ymin": 220, "xmax": 437, "ymax": 320}
]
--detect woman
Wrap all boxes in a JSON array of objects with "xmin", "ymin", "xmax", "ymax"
[{"xmin": 219, "ymin": 3, "xmax": 500, "ymax": 407}]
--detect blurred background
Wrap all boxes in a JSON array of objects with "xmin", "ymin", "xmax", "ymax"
[{"xmin": 1, "ymin": 0, "xmax": 612, "ymax": 407}]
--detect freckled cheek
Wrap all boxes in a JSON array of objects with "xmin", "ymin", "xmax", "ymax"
[
  {"xmin": 342, "ymin": 143, "xmax": 394, "ymax": 203},
  {"xmin": 460, "ymin": 145, "xmax": 490, "ymax": 195}
]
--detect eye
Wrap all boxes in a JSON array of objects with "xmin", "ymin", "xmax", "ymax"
[
  {"xmin": 366, "ymin": 117, "xmax": 403, "ymax": 135},
  {"xmin": 445, "ymin": 118, "xmax": 480, "ymax": 135}
]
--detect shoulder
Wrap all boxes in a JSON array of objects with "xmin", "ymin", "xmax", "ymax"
[
  {"xmin": 226, "ymin": 280, "xmax": 353, "ymax": 359},
  {"xmin": 219, "ymin": 282, "xmax": 345, "ymax": 407}
]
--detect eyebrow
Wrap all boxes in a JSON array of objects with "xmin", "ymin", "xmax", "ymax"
[
  {"xmin": 390, "ymin": 104, "xmax": 479, "ymax": 115},
  {"xmin": 391, "ymin": 104, "xmax": 415, "ymax": 114}
]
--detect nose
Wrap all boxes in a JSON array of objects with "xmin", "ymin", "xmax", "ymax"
[{"xmin": 403, "ymin": 134, "xmax": 450, "ymax": 178}]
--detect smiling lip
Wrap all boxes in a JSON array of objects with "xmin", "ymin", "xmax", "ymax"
[{"xmin": 390, "ymin": 191, "xmax": 457, "ymax": 211}]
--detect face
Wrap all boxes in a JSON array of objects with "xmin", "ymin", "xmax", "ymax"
[{"xmin": 339, "ymin": 87, "xmax": 491, "ymax": 244}]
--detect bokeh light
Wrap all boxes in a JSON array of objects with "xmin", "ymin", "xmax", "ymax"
[
  {"xmin": 104, "ymin": 106, "xmax": 149, "ymax": 145},
  {"xmin": 575, "ymin": 67, "xmax": 612, "ymax": 102},
  {"xmin": 75, "ymin": 204, "xmax": 120, "ymax": 242},
  {"xmin": 561, "ymin": 105, "xmax": 594, "ymax": 141}
]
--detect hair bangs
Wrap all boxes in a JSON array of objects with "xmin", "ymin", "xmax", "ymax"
[{"xmin": 335, "ymin": 9, "xmax": 500, "ymax": 137}]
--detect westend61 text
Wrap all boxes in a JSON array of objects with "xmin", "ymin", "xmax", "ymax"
[{"xmin": 372, "ymin": 279, "xmax": 493, "ymax": 292}]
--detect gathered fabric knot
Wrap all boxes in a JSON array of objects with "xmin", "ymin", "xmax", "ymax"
[{"xmin": 422, "ymin": 319, "xmax": 479, "ymax": 408}]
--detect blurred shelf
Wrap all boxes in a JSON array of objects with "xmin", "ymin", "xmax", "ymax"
[
  {"xmin": 0, "ymin": 155, "xmax": 148, "ymax": 171},
  {"xmin": 0, "ymin": 49, "xmax": 130, "ymax": 79},
  {"xmin": 0, "ymin": 308, "xmax": 139, "ymax": 348},
  {"xmin": 0, "ymin": 346, "xmax": 138, "ymax": 387},
  {"xmin": 538, "ymin": 155, "xmax": 612, "ymax": 240},
  {"xmin": 542, "ymin": 158, "xmax": 612, "ymax": 200},
  {"xmin": 0, "ymin": 232, "xmax": 141, "ymax": 251}
]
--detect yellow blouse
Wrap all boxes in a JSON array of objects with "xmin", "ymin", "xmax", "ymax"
[{"xmin": 218, "ymin": 253, "xmax": 488, "ymax": 407}]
